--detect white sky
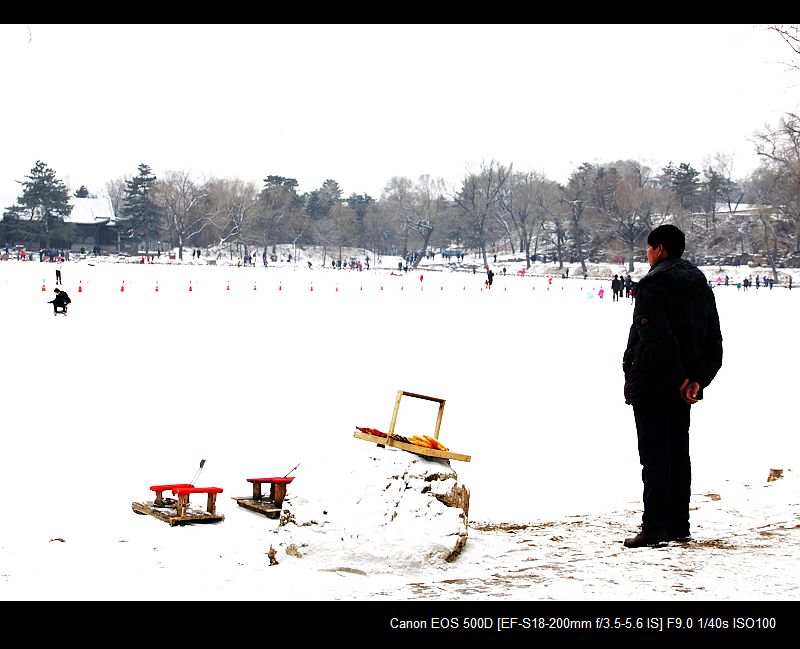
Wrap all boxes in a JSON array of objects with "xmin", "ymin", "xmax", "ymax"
[{"xmin": 1, "ymin": 24, "xmax": 798, "ymax": 200}]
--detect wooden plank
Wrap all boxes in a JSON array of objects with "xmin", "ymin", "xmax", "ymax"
[
  {"xmin": 233, "ymin": 497, "xmax": 283, "ymax": 519},
  {"xmin": 433, "ymin": 400, "xmax": 445, "ymax": 438},
  {"xmin": 353, "ymin": 429, "xmax": 471, "ymax": 462},
  {"xmin": 388, "ymin": 390, "xmax": 404, "ymax": 435},
  {"xmin": 131, "ymin": 501, "xmax": 225, "ymax": 526},
  {"xmin": 400, "ymin": 390, "xmax": 445, "ymax": 404}
]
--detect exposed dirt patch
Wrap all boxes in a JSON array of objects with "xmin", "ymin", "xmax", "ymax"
[{"xmin": 689, "ymin": 538, "xmax": 738, "ymax": 550}]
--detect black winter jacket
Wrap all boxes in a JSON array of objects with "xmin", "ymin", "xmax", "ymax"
[
  {"xmin": 622, "ymin": 257, "xmax": 723, "ymax": 404},
  {"xmin": 51, "ymin": 291, "xmax": 71, "ymax": 308}
]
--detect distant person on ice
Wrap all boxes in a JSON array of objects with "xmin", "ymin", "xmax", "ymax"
[
  {"xmin": 55, "ymin": 256, "xmax": 63, "ymax": 285},
  {"xmin": 611, "ymin": 274, "xmax": 622, "ymax": 301},
  {"xmin": 621, "ymin": 224, "xmax": 723, "ymax": 548},
  {"xmin": 49, "ymin": 288, "xmax": 71, "ymax": 315},
  {"xmin": 486, "ymin": 267, "xmax": 494, "ymax": 289}
]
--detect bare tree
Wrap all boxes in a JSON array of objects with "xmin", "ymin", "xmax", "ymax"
[
  {"xmin": 153, "ymin": 170, "xmax": 209, "ymax": 261},
  {"xmin": 381, "ymin": 176, "xmax": 415, "ymax": 260},
  {"xmin": 284, "ymin": 209, "xmax": 311, "ymax": 264},
  {"xmin": 257, "ymin": 176, "xmax": 301, "ymax": 255},
  {"xmin": 768, "ymin": 24, "xmax": 800, "ymax": 71},
  {"xmin": 452, "ymin": 160, "xmax": 512, "ymax": 269},
  {"xmin": 753, "ymin": 113, "xmax": 800, "ymax": 253},
  {"xmin": 559, "ymin": 163, "xmax": 598, "ymax": 275},
  {"xmin": 587, "ymin": 161, "xmax": 665, "ymax": 271},
  {"xmin": 327, "ymin": 202, "xmax": 358, "ymax": 262},
  {"xmin": 499, "ymin": 171, "xmax": 559, "ymax": 269},
  {"xmin": 103, "ymin": 177, "xmax": 128, "ymax": 251},
  {"xmin": 104, "ymin": 177, "xmax": 128, "ymax": 219},
  {"xmin": 702, "ymin": 152, "xmax": 744, "ymax": 216},
  {"xmin": 203, "ymin": 178, "xmax": 260, "ymax": 259},
  {"xmin": 758, "ymin": 205, "xmax": 782, "ymax": 280},
  {"xmin": 405, "ymin": 175, "xmax": 446, "ymax": 269}
]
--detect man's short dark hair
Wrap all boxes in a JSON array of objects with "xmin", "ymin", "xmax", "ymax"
[{"xmin": 647, "ymin": 224, "xmax": 685, "ymax": 258}]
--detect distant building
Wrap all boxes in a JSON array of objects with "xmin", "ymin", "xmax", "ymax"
[
  {"xmin": 67, "ymin": 196, "xmax": 118, "ymax": 250},
  {"xmin": 1, "ymin": 195, "xmax": 118, "ymax": 251}
]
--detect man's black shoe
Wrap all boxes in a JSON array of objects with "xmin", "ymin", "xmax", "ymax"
[{"xmin": 623, "ymin": 530, "xmax": 668, "ymax": 548}]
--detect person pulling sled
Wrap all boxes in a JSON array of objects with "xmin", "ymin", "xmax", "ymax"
[{"xmin": 49, "ymin": 287, "xmax": 71, "ymax": 315}]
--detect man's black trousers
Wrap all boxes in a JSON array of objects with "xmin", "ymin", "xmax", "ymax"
[{"xmin": 632, "ymin": 401, "xmax": 691, "ymax": 537}]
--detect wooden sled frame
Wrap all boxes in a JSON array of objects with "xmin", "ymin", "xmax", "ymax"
[
  {"xmin": 389, "ymin": 390, "xmax": 446, "ymax": 439},
  {"xmin": 353, "ymin": 390, "xmax": 471, "ymax": 462},
  {"xmin": 132, "ymin": 483, "xmax": 225, "ymax": 526},
  {"xmin": 233, "ymin": 476, "xmax": 295, "ymax": 519}
]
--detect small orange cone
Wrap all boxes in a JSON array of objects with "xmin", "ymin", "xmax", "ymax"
[
  {"xmin": 310, "ymin": 283, "xmax": 314, "ymax": 292},
  {"xmin": 78, "ymin": 281, "xmax": 83, "ymax": 293},
  {"xmin": 335, "ymin": 285, "xmax": 339, "ymax": 292},
  {"xmin": 189, "ymin": 281, "xmax": 193, "ymax": 292},
  {"xmin": 253, "ymin": 282, "xmax": 257, "ymax": 291},
  {"xmin": 155, "ymin": 281, "xmax": 159, "ymax": 293},
  {"xmin": 226, "ymin": 282, "xmax": 230, "ymax": 291},
  {"xmin": 278, "ymin": 282, "xmax": 282, "ymax": 291},
  {"xmin": 121, "ymin": 281, "xmax": 125, "ymax": 292},
  {"xmin": 41, "ymin": 281, "xmax": 46, "ymax": 292}
]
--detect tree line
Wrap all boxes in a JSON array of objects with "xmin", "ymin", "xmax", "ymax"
[{"xmin": 3, "ymin": 111, "xmax": 799, "ymax": 277}]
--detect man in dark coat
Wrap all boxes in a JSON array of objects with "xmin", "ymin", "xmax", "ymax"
[
  {"xmin": 621, "ymin": 224, "xmax": 723, "ymax": 548},
  {"xmin": 49, "ymin": 288, "xmax": 71, "ymax": 315},
  {"xmin": 611, "ymin": 274, "xmax": 622, "ymax": 301}
]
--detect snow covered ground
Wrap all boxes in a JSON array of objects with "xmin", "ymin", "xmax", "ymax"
[{"xmin": 0, "ymin": 252, "xmax": 797, "ymax": 632}]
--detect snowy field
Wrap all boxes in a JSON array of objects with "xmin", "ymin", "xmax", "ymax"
[{"xmin": 0, "ymin": 255, "xmax": 798, "ymax": 619}]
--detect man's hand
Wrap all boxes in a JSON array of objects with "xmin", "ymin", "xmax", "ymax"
[{"xmin": 680, "ymin": 379, "xmax": 700, "ymax": 405}]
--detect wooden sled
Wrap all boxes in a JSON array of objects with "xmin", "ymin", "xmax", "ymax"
[
  {"xmin": 353, "ymin": 390, "xmax": 471, "ymax": 462},
  {"xmin": 233, "ymin": 477, "xmax": 295, "ymax": 519},
  {"xmin": 132, "ymin": 483, "xmax": 225, "ymax": 526}
]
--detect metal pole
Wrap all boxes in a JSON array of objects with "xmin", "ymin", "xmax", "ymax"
[{"xmin": 190, "ymin": 459, "xmax": 206, "ymax": 485}]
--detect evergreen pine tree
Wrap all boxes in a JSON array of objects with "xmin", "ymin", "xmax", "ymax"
[
  {"xmin": 2, "ymin": 160, "xmax": 74, "ymax": 248},
  {"xmin": 119, "ymin": 163, "xmax": 160, "ymax": 252},
  {"xmin": 662, "ymin": 162, "xmax": 701, "ymax": 211},
  {"xmin": 305, "ymin": 179, "xmax": 342, "ymax": 220}
]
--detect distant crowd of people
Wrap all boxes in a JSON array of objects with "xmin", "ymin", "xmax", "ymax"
[
  {"xmin": 332, "ymin": 258, "xmax": 367, "ymax": 271},
  {"xmin": 607, "ymin": 270, "xmax": 794, "ymax": 297},
  {"xmin": 610, "ymin": 274, "xmax": 635, "ymax": 301}
]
